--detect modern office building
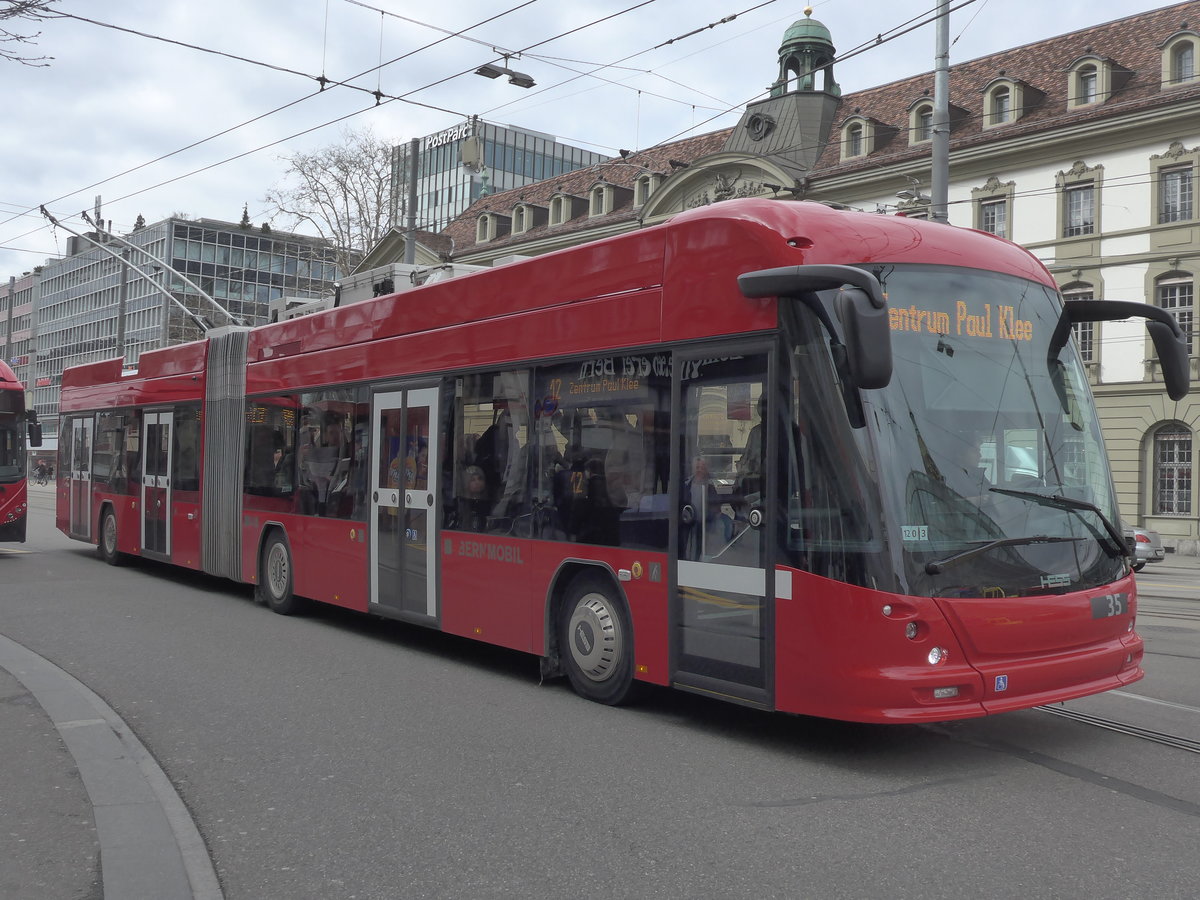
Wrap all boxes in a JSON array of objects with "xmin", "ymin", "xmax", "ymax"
[
  {"xmin": 389, "ymin": 118, "xmax": 608, "ymax": 234},
  {"xmin": 30, "ymin": 216, "xmax": 341, "ymax": 441}
]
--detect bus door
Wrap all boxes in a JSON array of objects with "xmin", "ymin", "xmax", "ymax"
[
  {"xmin": 672, "ymin": 351, "xmax": 772, "ymax": 706},
  {"xmin": 68, "ymin": 416, "xmax": 94, "ymax": 538},
  {"xmin": 369, "ymin": 386, "xmax": 439, "ymax": 621},
  {"xmin": 141, "ymin": 410, "xmax": 173, "ymax": 556}
]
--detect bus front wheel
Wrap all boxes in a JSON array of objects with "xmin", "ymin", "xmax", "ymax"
[
  {"xmin": 98, "ymin": 508, "xmax": 124, "ymax": 566},
  {"xmin": 559, "ymin": 573, "xmax": 635, "ymax": 706},
  {"xmin": 257, "ymin": 533, "xmax": 306, "ymax": 615}
]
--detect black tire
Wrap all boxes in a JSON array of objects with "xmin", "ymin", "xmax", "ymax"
[
  {"xmin": 559, "ymin": 573, "xmax": 636, "ymax": 706},
  {"xmin": 98, "ymin": 507, "xmax": 124, "ymax": 566},
  {"xmin": 257, "ymin": 532, "xmax": 307, "ymax": 615},
  {"xmin": 1132, "ymin": 561, "xmax": 1146, "ymax": 572}
]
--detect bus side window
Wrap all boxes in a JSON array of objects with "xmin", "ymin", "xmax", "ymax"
[{"xmin": 451, "ymin": 371, "xmax": 530, "ymax": 534}]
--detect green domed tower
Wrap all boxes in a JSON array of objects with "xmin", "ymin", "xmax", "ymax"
[
  {"xmin": 719, "ymin": 6, "xmax": 844, "ymax": 174},
  {"xmin": 772, "ymin": 8, "xmax": 841, "ymax": 97}
]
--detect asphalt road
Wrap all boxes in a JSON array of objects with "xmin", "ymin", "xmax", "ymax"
[{"xmin": 3, "ymin": 487, "xmax": 1199, "ymax": 899}]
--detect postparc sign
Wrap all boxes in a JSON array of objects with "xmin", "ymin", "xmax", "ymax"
[{"xmin": 424, "ymin": 122, "xmax": 471, "ymax": 151}]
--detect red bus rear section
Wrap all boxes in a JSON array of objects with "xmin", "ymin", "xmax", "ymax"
[{"xmin": 55, "ymin": 199, "xmax": 1166, "ymax": 722}]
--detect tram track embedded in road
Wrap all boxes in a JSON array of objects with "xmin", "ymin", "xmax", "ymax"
[{"xmin": 1037, "ymin": 705, "xmax": 1200, "ymax": 753}]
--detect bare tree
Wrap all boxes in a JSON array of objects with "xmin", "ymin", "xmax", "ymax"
[
  {"xmin": 264, "ymin": 127, "xmax": 393, "ymax": 276},
  {"xmin": 2, "ymin": 0, "xmax": 58, "ymax": 65}
]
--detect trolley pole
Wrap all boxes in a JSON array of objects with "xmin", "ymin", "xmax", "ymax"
[{"xmin": 930, "ymin": 0, "xmax": 950, "ymax": 223}]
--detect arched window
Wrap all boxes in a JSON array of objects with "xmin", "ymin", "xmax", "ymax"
[
  {"xmin": 1153, "ymin": 423, "xmax": 1192, "ymax": 515},
  {"xmin": 847, "ymin": 123, "xmax": 863, "ymax": 157},
  {"xmin": 1163, "ymin": 34, "xmax": 1200, "ymax": 88},
  {"xmin": 1173, "ymin": 41, "xmax": 1195, "ymax": 84},
  {"xmin": 915, "ymin": 105, "xmax": 934, "ymax": 143},
  {"xmin": 1077, "ymin": 65, "xmax": 1098, "ymax": 104},
  {"xmin": 989, "ymin": 87, "xmax": 1011, "ymax": 125}
]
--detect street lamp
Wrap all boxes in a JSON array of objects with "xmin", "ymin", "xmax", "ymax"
[{"xmin": 475, "ymin": 62, "xmax": 535, "ymax": 88}]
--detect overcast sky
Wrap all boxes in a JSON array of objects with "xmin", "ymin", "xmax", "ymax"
[{"xmin": 0, "ymin": 0, "xmax": 1179, "ymax": 276}]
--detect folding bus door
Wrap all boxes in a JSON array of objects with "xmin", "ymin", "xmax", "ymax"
[
  {"xmin": 369, "ymin": 386, "xmax": 439, "ymax": 621},
  {"xmin": 141, "ymin": 410, "xmax": 173, "ymax": 557},
  {"xmin": 68, "ymin": 416, "xmax": 94, "ymax": 539},
  {"xmin": 672, "ymin": 351, "xmax": 772, "ymax": 706}
]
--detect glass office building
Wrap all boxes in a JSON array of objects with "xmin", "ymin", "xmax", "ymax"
[
  {"xmin": 391, "ymin": 119, "xmax": 608, "ymax": 234},
  {"xmin": 31, "ymin": 217, "xmax": 341, "ymax": 439}
]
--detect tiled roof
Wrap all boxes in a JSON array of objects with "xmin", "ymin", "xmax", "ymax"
[
  {"xmin": 811, "ymin": 0, "xmax": 1200, "ymax": 177},
  {"xmin": 442, "ymin": 130, "xmax": 730, "ymax": 253},
  {"xmin": 443, "ymin": 0, "xmax": 1200, "ymax": 251}
]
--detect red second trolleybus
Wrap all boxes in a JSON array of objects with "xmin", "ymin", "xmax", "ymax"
[
  {"xmin": 1, "ymin": 359, "xmax": 42, "ymax": 542},
  {"xmin": 56, "ymin": 198, "xmax": 1189, "ymax": 722}
]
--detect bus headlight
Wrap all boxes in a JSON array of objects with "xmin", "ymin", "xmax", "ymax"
[{"xmin": 927, "ymin": 646, "xmax": 948, "ymax": 665}]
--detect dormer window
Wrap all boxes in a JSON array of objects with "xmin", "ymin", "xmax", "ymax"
[
  {"xmin": 909, "ymin": 102, "xmax": 934, "ymax": 145},
  {"xmin": 474, "ymin": 212, "xmax": 510, "ymax": 244},
  {"xmin": 1163, "ymin": 33, "xmax": 1200, "ymax": 87},
  {"xmin": 513, "ymin": 205, "xmax": 527, "ymax": 235},
  {"xmin": 1067, "ymin": 55, "xmax": 1129, "ymax": 109},
  {"xmin": 845, "ymin": 122, "xmax": 863, "ymax": 158},
  {"xmin": 589, "ymin": 185, "xmax": 609, "ymax": 217},
  {"xmin": 549, "ymin": 196, "xmax": 566, "ymax": 226},
  {"xmin": 982, "ymin": 78, "xmax": 1041, "ymax": 128},
  {"xmin": 634, "ymin": 173, "xmax": 663, "ymax": 206}
]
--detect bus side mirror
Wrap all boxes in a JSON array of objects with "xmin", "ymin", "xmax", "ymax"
[
  {"xmin": 836, "ymin": 287, "xmax": 892, "ymax": 390},
  {"xmin": 738, "ymin": 264, "xmax": 893, "ymax": 390},
  {"xmin": 1059, "ymin": 299, "xmax": 1191, "ymax": 401},
  {"xmin": 28, "ymin": 422, "xmax": 42, "ymax": 448}
]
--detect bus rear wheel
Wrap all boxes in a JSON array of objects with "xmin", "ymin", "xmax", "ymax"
[
  {"xmin": 98, "ymin": 508, "xmax": 124, "ymax": 566},
  {"xmin": 559, "ymin": 573, "xmax": 635, "ymax": 706},
  {"xmin": 257, "ymin": 533, "xmax": 306, "ymax": 615}
]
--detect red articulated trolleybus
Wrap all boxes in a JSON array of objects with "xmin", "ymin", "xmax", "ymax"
[
  {"xmin": 1, "ymin": 359, "xmax": 42, "ymax": 543},
  {"xmin": 56, "ymin": 198, "xmax": 1190, "ymax": 723}
]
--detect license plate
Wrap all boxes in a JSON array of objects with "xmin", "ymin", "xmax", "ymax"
[{"xmin": 1090, "ymin": 593, "xmax": 1128, "ymax": 619}]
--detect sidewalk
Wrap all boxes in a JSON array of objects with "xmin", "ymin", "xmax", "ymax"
[{"xmin": 0, "ymin": 634, "xmax": 221, "ymax": 900}]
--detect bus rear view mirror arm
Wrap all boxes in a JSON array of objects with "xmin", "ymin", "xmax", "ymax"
[
  {"xmin": 1059, "ymin": 299, "xmax": 1191, "ymax": 401},
  {"xmin": 738, "ymin": 264, "xmax": 892, "ymax": 390}
]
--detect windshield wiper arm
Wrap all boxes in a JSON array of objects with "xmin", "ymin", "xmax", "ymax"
[
  {"xmin": 926, "ymin": 535, "xmax": 1084, "ymax": 575},
  {"xmin": 988, "ymin": 488, "xmax": 1128, "ymax": 559}
]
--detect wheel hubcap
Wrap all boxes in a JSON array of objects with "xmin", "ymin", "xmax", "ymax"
[
  {"xmin": 103, "ymin": 516, "xmax": 116, "ymax": 554},
  {"xmin": 568, "ymin": 593, "xmax": 622, "ymax": 682},
  {"xmin": 267, "ymin": 544, "xmax": 289, "ymax": 598}
]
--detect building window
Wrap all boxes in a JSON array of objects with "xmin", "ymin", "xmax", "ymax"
[
  {"xmin": 1158, "ymin": 164, "xmax": 1194, "ymax": 223},
  {"xmin": 907, "ymin": 103, "xmax": 936, "ymax": 145},
  {"xmin": 1153, "ymin": 424, "xmax": 1192, "ymax": 515},
  {"xmin": 1077, "ymin": 65, "xmax": 1098, "ymax": 104},
  {"xmin": 513, "ymin": 206, "xmax": 527, "ymax": 235},
  {"xmin": 549, "ymin": 196, "xmax": 565, "ymax": 226},
  {"xmin": 476, "ymin": 215, "xmax": 491, "ymax": 243},
  {"xmin": 989, "ymin": 87, "xmax": 1011, "ymax": 126},
  {"xmin": 1063, "ymin": 184, "xmax": 1095, "ymax": 237},
  {"xmin": 1157, "ymin": 276, "xmax": 1194, "ymax": 353},
  {"xmin": 1172, "ymin": 41, "xmax": 1196, "ymax": 85},
  {"xmin": 979, "ymin": 199, "xmax": 1008, "ymax": 238},
  {"xmin": 589, "ymin": 186, "xmax": 607, "ymax": 217},
  {"xmin": 635, "ymin": 175, "xmax": 652, "ymax": 206},
  {"xmin": 1063, "ymin": 285, "xmax": 1096, "ymax": 363}
]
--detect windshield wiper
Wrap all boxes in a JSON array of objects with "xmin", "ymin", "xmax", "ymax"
[
  {"xmin": 925, "ymin": 535, "xmax": 1084, "ymax": 575},
  {"xmin": 988, "ymin": 488, "xmax": 1128, "ymax": 560}
]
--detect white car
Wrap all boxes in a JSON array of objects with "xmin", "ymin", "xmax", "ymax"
[{"xmin": 1126, "ymin": 526, "xmax": 1165, "ymax": 572}]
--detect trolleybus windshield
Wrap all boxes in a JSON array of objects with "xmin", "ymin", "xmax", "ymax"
[{"xmin": 868, "ymin": 264, "xmax": 1124, "ymax": 598}]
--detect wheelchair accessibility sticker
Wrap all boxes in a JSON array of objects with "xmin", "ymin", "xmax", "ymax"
[{"xmin": 994, "ymin": 675, "xmax": 1009, "ymax": 692}]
